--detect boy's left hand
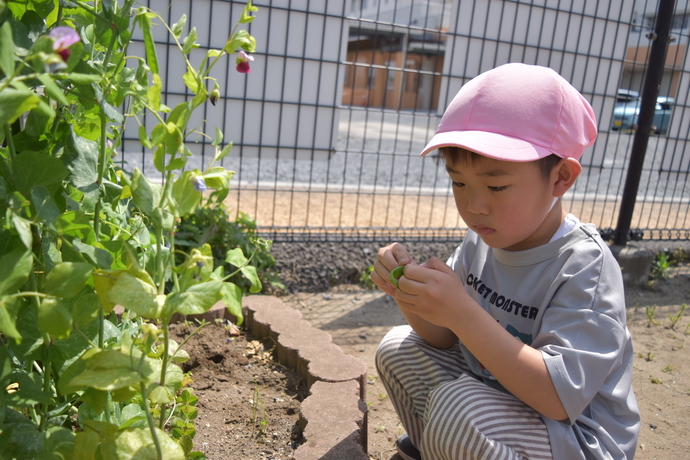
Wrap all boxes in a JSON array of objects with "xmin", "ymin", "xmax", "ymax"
[{"xmin": 393, "ymin": 257, "xmax": 470, "ymax": 326}]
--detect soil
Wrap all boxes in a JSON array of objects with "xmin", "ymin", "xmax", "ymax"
[
  {"xmin": 184, "ymin": 241, "xmax": 690, "ymax": 460},
  {"xmin": 169, "ymin": 321, "xmax": 309, "ymax": 460}
]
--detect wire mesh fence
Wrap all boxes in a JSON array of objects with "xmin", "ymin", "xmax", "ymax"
[{"xmin": 121, "ymin": 0, "xmax": 690, "ymax": 243}]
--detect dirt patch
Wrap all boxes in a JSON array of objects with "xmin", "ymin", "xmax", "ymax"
[{"xmin": 169, "ymin": 321, "xmax": 308, "ymax": 459}]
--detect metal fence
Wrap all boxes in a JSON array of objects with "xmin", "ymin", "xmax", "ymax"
[{"xmin": 122, "ymin": 0, "xmax": 690, "ymax": 243}]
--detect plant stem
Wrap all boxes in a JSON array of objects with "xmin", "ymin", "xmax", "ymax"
[
  {"xmin": 40, "ymin": 338, "xmax": 52, "ymax": 431},
  {"xmin": 155, "ymin": 225, "xmax": 165, "ymax": 295},
  {"xmin": 102, "ymin": 28, "xmax": 118, "ymax": 72},
  {"xmin": 140, "ymin": 382, "xmax": 163, "ymax": 460},
  {"xmin": 169, "ymin": 229, "xmax": 180, "ymax": 293},
  {"xmin": 98, "ymin": 308, "xmax": 105, "ymax": 349},
  {"xmin": 73, "ymin": 324, "xmax": 98, "ymax": 348},
  {"xmin": 93, "ymin": 106, "xmax": 108, "ymax": 240},
  {"xmin": 3, "ymin": 124, "xmax": 17, "ymax": 160},
  {"xmin": 157, "ymin": 322, "xmax": 170, "ymax": 429}
]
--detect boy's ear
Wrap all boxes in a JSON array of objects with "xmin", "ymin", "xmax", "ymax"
[{"xmin": 552, "ymin": 158, "xmax": 582, "ymax": 197}]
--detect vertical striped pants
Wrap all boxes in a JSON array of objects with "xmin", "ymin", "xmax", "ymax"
[{"xmin": 376, "ymin": 326, "xmax": 554, "ymax": 460}]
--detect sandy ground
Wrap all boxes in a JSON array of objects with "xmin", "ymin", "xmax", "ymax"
[{"xmin": 281, "ymin": 270, "xmax": 690, "ymax": 460}]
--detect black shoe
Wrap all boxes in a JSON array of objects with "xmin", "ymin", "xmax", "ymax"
[{"xmin": 396, "ymin": 434, "xmax": 422, "ymax": 460}]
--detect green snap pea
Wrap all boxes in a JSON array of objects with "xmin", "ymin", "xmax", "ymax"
[{"xmin": 389, "ymin": 265, "xmax": 406, "ymax": 288}]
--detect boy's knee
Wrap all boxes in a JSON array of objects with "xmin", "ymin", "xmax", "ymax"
[
  {"xmin": 375, "ymin": 325, "xmax": 412, "ymax": 369},
  {"xmin": 424, "ymin": 376, "xmax": 480, "ymax": 428}
]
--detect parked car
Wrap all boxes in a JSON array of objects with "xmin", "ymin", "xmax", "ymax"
[{"xmin": 612, "ymin": 89, "xmax": 674, "ymax": 134}]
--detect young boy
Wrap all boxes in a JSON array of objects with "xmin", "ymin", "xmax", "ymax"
[{"xmin": 371, "ymin": 63, "xmax": 640, "ymax": 460}]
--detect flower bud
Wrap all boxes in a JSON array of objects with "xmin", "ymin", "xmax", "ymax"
[
  {"xmin": 192, "ymin": 175, "xmax": 207, "ymax": 192},
  {"xmin": 235, "ymin": 50, "xmax": 254, "ymax": 74}
]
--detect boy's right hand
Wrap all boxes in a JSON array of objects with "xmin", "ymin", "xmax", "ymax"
[{"xmin": 371, "ymin": 243, "xmax": 413, "ymax": 296}]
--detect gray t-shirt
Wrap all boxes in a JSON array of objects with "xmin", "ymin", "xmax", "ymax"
[{"xmin": 447, "ymin": 221, "xmax": 640, "ymax": 459}]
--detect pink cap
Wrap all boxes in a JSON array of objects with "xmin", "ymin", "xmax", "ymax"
[{"xmin": 420, "ymin": 63, "xmax": 597, "ymax": 161}]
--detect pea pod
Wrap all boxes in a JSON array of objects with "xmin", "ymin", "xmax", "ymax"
[{"xmin": 389, "ymin": 265, "xmax": 406, "ymax": 288}]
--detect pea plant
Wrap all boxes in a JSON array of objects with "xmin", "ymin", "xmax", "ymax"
[{"xmin": 0, "ymin": 0, "xmax": 260, "ymax": 458}]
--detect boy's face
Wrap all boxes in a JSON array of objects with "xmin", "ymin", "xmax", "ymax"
[{"xmin": 446, "ymin": 155, "xmax": 560, "ymax": 251}]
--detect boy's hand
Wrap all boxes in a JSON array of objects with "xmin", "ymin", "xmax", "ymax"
[
  {"xmin": 394, "ymin": 257, "xmax": 470, "ymax": 326},
  {"xmin": 371, "ymin": 243, "xmax": 414, "ymax": 296}
]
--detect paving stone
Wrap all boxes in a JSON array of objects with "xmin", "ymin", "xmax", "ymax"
[
  {"xmin": 243, "ymin": 295, "xmax": 370, "ymax": 456},
  {"xmin": 244, "ymin": 296, "xmax": 367, "ymax": 394},
  {"xmin": 294, "ymin": 380, "xmax": 369, "ymax": 460}
]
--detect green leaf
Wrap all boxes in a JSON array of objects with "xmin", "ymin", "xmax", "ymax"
[
  {"xmin": 0, "ymin": 249, "xmax": 32, "ymax": 296},
  {"xmin": 92, "ymin": 269, "xmax": 123, "ymax": 314},
  {"xmin": 81, "ymin": 386, "xmax": 108, "ymax": 414},
  {"xmin": 138, "ymin": 124, "xmax": 152, "ymax": 148},
  {"xmin": 225, "ymin": 247, "xmax": 248, "ymax": 267},
  {"xmin": 0, "ymin": 88, "xmax": 41, "ymax": 126},
  {"xmin": 44, "ymin": 262, "xmax": 94, "ymax": 298},
  {"xmin": 163, "ymin": 280, "xmax": 223, "ymax": 317},
  {"xmin": 171, "ymin": 171, "xmax": 202, "ymax": 217},
  {"xmin": 241, "ymin": 265, "xmax": 262, "ymax": 293},
  {"xmin": 12, "ymin": 150, "xmax": 69, "ymax": 197},
  {"xmin": 163, "ymin": 121, "xmax": 183, "ymax": 155},
  {"xmin": 100, "ymin": 427, "xmax": 185, "ymax": 460},
  {"xmin": 226, "ymin": 29, "xmax": 256, "ymax": 54},
  {"xmin": 221, "ymin": 282, "xmax": 243, "ymax": 325},
  {"xmin": 130, "ymin": 168, "xmax": 161, "ymax": 217},
  {"xmin": 147, "ymin": 73, "xmax": 162, "ymax": 112},
  {"xmin": 11, "ymin": 213, "xmax": 32, "ymax": 250},
  {"xmin": 182, "ymin": 68, "xmax": 200, "ymax": 94},
  {"xmin": 240, "ymin": 0, "xmax": 259, "ymax": 23},
  {"xmin": 31, "ymin": 185, "xmax": 62, "ymax": 227},
  {"xmin": 38, "ymin": 297, "xmax": 73, "ymax": 340},
  {"xmin": 44, "ymin": 426, "xmax": 75, "ymax": 460},
  {"xmin": 101, "ymin": 100, "xmax": 124, "ymax": 124},
  {"xmin": 70, "ymin": 349, "xmax": 149, "ymax": 391},
  {"xmin": 38, "ymin": 74, "xmax": 69, "ymax": 106},
  {"xmin": 106, "ymin": 273, "xmax": 162, "ymax": 319},
  {"xmin": 0, "ymin": 295, "xmax": 22, "ymax": 340},
  {"xmin": 215, "ymin": 141, "xmax": 233, "ymax": 163},
  {"xmin": 171, "ymin": 14, "xmax": 187, "ymax": 38},
  {"xmin": 56, "ymin": 211, "xmax": 95, "ymax": 242},
  {"xmin": 5, "ymin": 371, "xmax": 53, "ymax": 407},
  {"xmin": 203, "ymin": 166, "xmax": 234, "ymax": 190},
  {"xmin": 72, "ymin": 240, "xmax": 113, "ymax": 269},
  {"xmin": 182, "ymin": 27, "xmax": 197, "ymax": 54},
  {"xmin": 213, "ymin": 126, "xmax": 223, "ymax": 146},
  {"xmin": 153, "ymin": 145, "xmax": 165, "ymax": 173},
  {"xmin": 0, "ymin": 22, "xmax": 15, "ymax": 77},
  {"xmin": 73, "ymin": 421, "xmax": 118, "ymax": 460},
  {"xmin": 137, "ymin": 12, "xmax": 158, "ymax": 74},
  {"xmin": 58, "ymin": 347, "xmax": 101, "ymax": 395},
  {"xmin": 0, "ymin": 410, "xmax": 44, "ymax": 457},
  {"xmin": 70, "ymin": 291, "xmax": 101, "ymax": 328}
]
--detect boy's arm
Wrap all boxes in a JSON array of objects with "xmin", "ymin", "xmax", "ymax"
[
  {"xmin": 397, "ymin": 258, "xmax": 568, "ymax": 421},
  {"xmin": 396, "ymin": 306, "xmax": 458, "ymax": 349}
]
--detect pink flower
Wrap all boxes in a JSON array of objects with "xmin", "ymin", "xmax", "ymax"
[
  {"xmin": 235, "ymin": 50, "xmax": 254, "ymax": 73},
  {"xmin": 50, "ymin": 26, "xmax": 80, "ymax": 62}
]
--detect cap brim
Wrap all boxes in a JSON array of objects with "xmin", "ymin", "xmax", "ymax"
[{"xmin": 420, "ymin": 130, "xmax": 555, "ymax": 162}]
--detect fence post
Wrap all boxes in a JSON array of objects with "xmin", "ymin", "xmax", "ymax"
[{"xmin": 614, "ymin": 0, "xmax": 677, "ymax": 246}]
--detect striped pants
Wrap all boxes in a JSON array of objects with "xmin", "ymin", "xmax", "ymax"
[{"xmin": 376, "ymin": 326, "xmax": 554, "ymax": 460}]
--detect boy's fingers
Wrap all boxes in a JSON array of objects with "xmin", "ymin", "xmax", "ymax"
[
  {"xmin": 370, "ymin": 268, "xmax": 396, "ymax": 295},
  {"xmin": 420, "ymin": 257, "xmax": 454, "ymax": 274},
  {"xmin": 382, "ymin": 242, "xmax": 412, "ymax": 268}
]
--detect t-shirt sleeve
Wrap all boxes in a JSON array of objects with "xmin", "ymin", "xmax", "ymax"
[{"xmin": 533, "ymin": 252, "xmax": 628, "ymax": 425}]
